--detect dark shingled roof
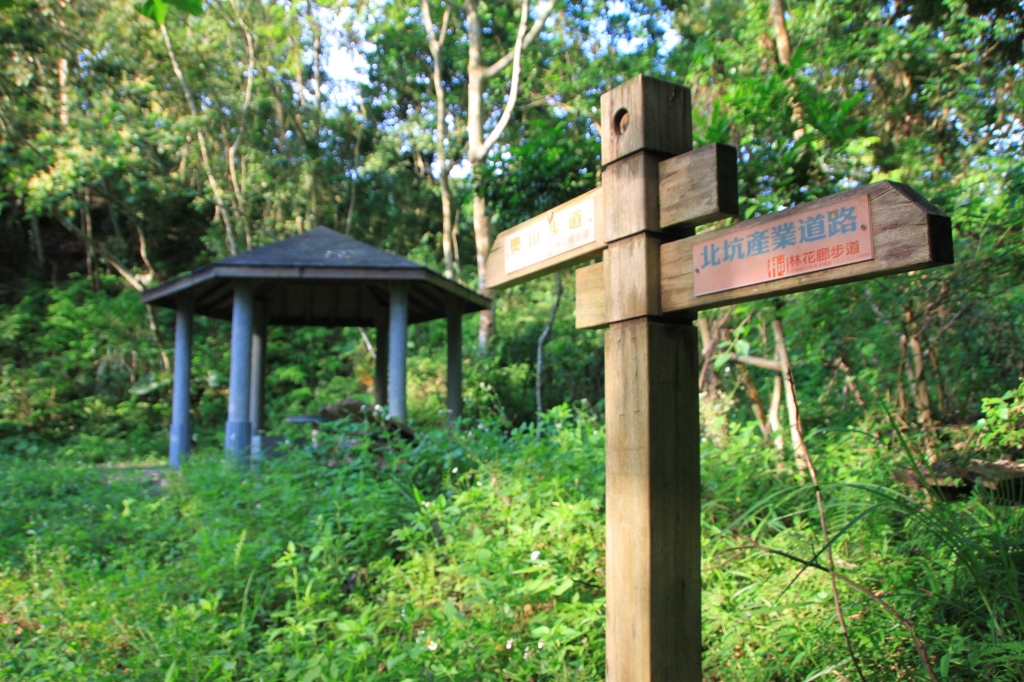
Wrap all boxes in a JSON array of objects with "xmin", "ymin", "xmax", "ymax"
[
  {"xmin": 141, "ymin": 227, "xmax": 489, "ymax": 327},
  {"xmin": 214, "ymin": 227, "xmax": 421, "ymax": 270}
]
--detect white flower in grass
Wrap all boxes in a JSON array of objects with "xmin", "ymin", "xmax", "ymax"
[
  {"xmin": 531, "ymin": 550, "xmax": 541, "ymax": 561},
  {"xmin": 506, "ymin": 638, "xmax": 515, "ymax": 650}
]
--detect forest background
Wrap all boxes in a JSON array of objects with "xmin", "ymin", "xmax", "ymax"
[{"xmin": 2, "ymin": 0, "xmax": 1024, "ymax": 679}]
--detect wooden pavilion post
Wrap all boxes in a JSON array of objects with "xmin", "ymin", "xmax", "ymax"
[
  {"xmin": 169, "ymin": 292, "xmax": 193, "ymax": 469},
  {"xmin": 375, "ymin": 308, "xmax": 389, "ymax": 408},
  {"xmin": 601, "ymin": 76, "xmax": 702, "ymax": 682},
  {"xmin": 249, "ymin": 300, "xmax": 267, "ymax": 459},
  {"xmin": 225, "ymin": 281, "xmax": 254, "ymax": 463},
  {"xmin": 446, "ymin": 299, "xmax": 463, "ymax": 423},
  {"xmin": 388, "ymin": 284, "xmax": 409, "ymax": 420}
]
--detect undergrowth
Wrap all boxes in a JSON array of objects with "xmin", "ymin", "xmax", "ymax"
[{"xmin": 1, "ymin": 404, "xmax": 1022, "ymax": 681}]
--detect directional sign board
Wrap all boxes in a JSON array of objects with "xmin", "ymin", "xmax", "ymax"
[
  {"xmin": 482, "ymin": 74, "xmax": 954, "ymax": 682},
  {"xmin": 691, "ymin": 194, "xmax": 873, "ymax": 296}
]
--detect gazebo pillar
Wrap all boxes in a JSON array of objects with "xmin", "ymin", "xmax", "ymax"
[
  {"xmin": 374, "ymin": 308, "xmax": 389, "ymax": 407},
  {"xmin": 249, "ymin": 301, "xmax": 267, "ymax": 458},
  {"xmin": 388, "ymin": 284, "xmax": 409, "ymax": 421},
  {"xmin": 169, "ymin": 293, "xmax": 193, "ymax": 469},
  {"xmin": 446, "ymin": 299, "xmax": 462, "ymax": 423},
  {"xmin": 225, "ymin": 282, "xmax": 254, "ymax": 462}
]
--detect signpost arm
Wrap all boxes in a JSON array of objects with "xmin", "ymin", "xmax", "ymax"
[{"xmin": 601, "ymin": 75, "xmax": 702, "ymax": 682}]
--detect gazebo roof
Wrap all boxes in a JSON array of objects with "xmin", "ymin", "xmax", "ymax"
[{"xmin": 141, "ymin": 227, "xmax": 490, "ymax": 327}]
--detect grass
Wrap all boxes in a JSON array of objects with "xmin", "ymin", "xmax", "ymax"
[{"xmin": 1, "ymin": 406, "xmax": 1022, "ymax": 681}]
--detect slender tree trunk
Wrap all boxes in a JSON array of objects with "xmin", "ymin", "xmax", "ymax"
[
  {"xmin": 769, "ymin": 372, "xmax": 784, "ymax": 450},
  {"xmin": 346, "ymin": 113, "xmax": 365, "ymax": 235},
  {"xmin": 161, "ymin": 24, "xmax": 238, "ymax": 254},
  {"xmin": 773, "ymin": 317, "xmax": 809, "ymax": 468},
  {"xmin": 535, "ymin": 271, "xmax": 563, "ymax": 413},
  {"xmin": 466, "ymin": 0, "xmax": 491, "ymax": 348},
  {"xmin": 896, "ymin": 337, "xmax": 909, "ymax": 425},
  {"xmin": 737, "ymin": 364, "xmax": 772, "ymax": 441},
  {"xmin": 422, "ymin": 1, "xmax": 456, "ymax": 279},
  {"xmin": 57, "ymin": 58, "xmax": 69, "ymax": 127},
  {"xmin": 30, "ymin": 215, "xmax": 44, "ymax": 264},
  {"xmin": 83, "ymin": 190, "xmax": 99, "ymax": 290},
  {"xmin": 907, "ymin": 333, "xmax": 932, "ymax": 427},
  {"xmin": 925, "ymin": 340, "xmax": 946, "ymax": 415},
  {"xmin": 698, "ymin": 307, "xmax": 734, "ymax": 394},
  {"xmin": 463, "ymin": 0, "xmax": 556, "ymax": 350},
  {"xmin": 146, "ymin": 305, "xmax": 171, "ymax": 372},
  {"xmin": 835, "ymin": 356, "xmax": 867, "ymax": 408},
  {"xmin": 768, "ymin": 0, "xmax": 805, "ymax": 140}
]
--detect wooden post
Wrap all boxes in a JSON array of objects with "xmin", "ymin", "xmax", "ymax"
[
  {"xmin": 446, "ymin": 299, "xmax": 463, "ymax": 423},
  {"xmin": 601, "ymin": 75, "xmax": 702, "ymax": 682},
  {"xmin": 225, "ymin": 281, "xmax": 254, "ymax": 463},
  {"xmin": 482, "ymin": 73, "xmax": 952, "ymax": 681},
  {"xmin": 169, "ymin": 293, "xmax": 193, "ymax": 469},
  {"xmin": 375, "ymin": 309, "xmax": 389, "ymax": 408},
  {"xmin": 388, "ymin": 284, "xmax": 409, "ymax": 421},
  {"xmin": 249, "ymin": 301, "xmax": 267, "ymax": 459}
]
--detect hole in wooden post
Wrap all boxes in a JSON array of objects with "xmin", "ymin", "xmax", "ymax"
[{"xmin": 614, "ymin": 108, "xmax": 630, "ymax": 134}]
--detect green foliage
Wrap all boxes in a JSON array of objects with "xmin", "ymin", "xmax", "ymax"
[
  {"xmin": 0, "ymin": 408, "xmax": 608, "ymax": 680},
  {"xmin": 136, "ymin": 0, "xmax": 203, "ymax": 26},
  {"xmin": 4, "ymin": 405, "xmax": 1024, "ymax": 680},
  {"xmin": 1, "ymin": 0, "xmax": 1024, "ymax": 679},
  {"xmin": 977, "ymin": 377, "xmax": 1024, "ymax": 459}
]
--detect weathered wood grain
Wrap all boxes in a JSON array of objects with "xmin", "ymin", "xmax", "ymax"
[
  {"xmin": 602, "ymin": 76, "xmax": 702, "ymax": 682},
  {"xmin": 576, "ymin": 181, "xmax": 952, "ymax": 328},
  {"xmin": 574, "ymin": 261, "xmax": 606, "ymax": 329},
  {"xmin": 661, "ymin": 181, "xmax": 952, "ymax": 312},
  {"xmin": 606, "ymin": 232, "xmax": 662, "ymax": 321},
  {"xmin": 485, "ymin": 144, "xmax": 740, "ymax": 290},
  {"xmin": 605, "ymin": 320, "xmax": 702, "ymax": 682},
  {"xmin": 600, "ymin": 75, "xmax": 692, "ymax": 166},
  {"xmin": 604, "ymin": 153, "xmax": 662, "ymax": 242},
  {"xmin": 484, "ymin": 188, "xmax": 605, "ymax": 290},
  {"xmin": 659, "ymin": 143, "xmax": 739, "ymax": 230}
]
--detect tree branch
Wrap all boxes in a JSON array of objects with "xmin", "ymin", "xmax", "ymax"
[
  {"xmin": 482, "ymin": 0, "xmax": 555, "ymax": 79},
  {"xmin": 56, "ymin": 215, "xmax": 144, "ymax": 293},
  {"xmin": 728, "ymin": 353, "xmax": 783, "ymax": 373},
  {"xmin": 471, "ymin": 0, "xmax": 531, "ymax": 162}
]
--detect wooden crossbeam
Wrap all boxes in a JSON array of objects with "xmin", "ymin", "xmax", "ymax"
[
  {"xmin": 575, "ymin": 180, "xmax": 953, "ymax": 328},
  {"xmin": 485, "ymin": 144, "xmax": 739, "ymax": 289},
  {"xmin": 480, "ymin": 73, "xmax": 954, "ymax": 682}
]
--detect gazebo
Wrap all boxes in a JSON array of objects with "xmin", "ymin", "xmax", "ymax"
[{"xmin": 142, "ymin": 226, "xmax": 490, "ymax": 467}]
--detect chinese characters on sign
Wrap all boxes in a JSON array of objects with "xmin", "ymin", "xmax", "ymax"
[
  {"xmin": 504, "ymin": 193, "xmax": 597, "ymax": 275},
  {"xmin": 692, "ymin": 194, "xmax": 873, "ymax": 296}
]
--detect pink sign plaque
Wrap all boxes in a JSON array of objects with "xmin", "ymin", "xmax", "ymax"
[{"xmin": 692, "ymin": 194, "xmax": 874, "ymax": 297}]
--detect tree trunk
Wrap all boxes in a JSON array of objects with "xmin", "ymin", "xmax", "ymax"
[
  {"xmin": 463, "ymin": 0, "xmax": 555, "ymax": 350},
  {"xmin": 835, "ymin": 356, "xmax": 867, "ymax": 408},
  {"xmin": 161, "ymin": 25, "xmax": 238, "ymax": 255},
  {"xmin": 535, "ymin": 271, "xmax": 562, "ymax": 412},
  {"xmin": 768, "ymin": 0, "xmax": 805, "ymax": 140},
  {"xmin": 769, "ymin": 372, "xmax": 784, "ymax": 450},
  {"xmin": 83, "ymin": 190, "xmax": 99, "ymax": 291},
  {"xmin": 346, "ymin": 120, "xmax": 364, "ymax": 234},
  {"xmin": 737, "ymin": 364, "xmax": 772, "ymax": 441},
  {"xmin": 772, "ymin": 317, "xmax": 809, "ymax": 468},
  {"xmin": 57, "ymin": 57, "xmax": 69, "ymax": 127},
  {"xmin": 146, "ymin": 304, "xmax": 171, "ymax": 372},
  {"xmin": 30, "ymin": 215, "xmax": 44, "ymax": 264},
  {"xmin": 907, "ymin": 333, "xmax": 932, "ymax": 428},
  {"xmin": 422, "ymin": 1, "xmax": 457, "ymax": 279}
]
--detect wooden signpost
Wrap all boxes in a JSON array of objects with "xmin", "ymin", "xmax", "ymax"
[{"xmin": 485, "ymin": 75, "xmax": 953, "ymax": 681}]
